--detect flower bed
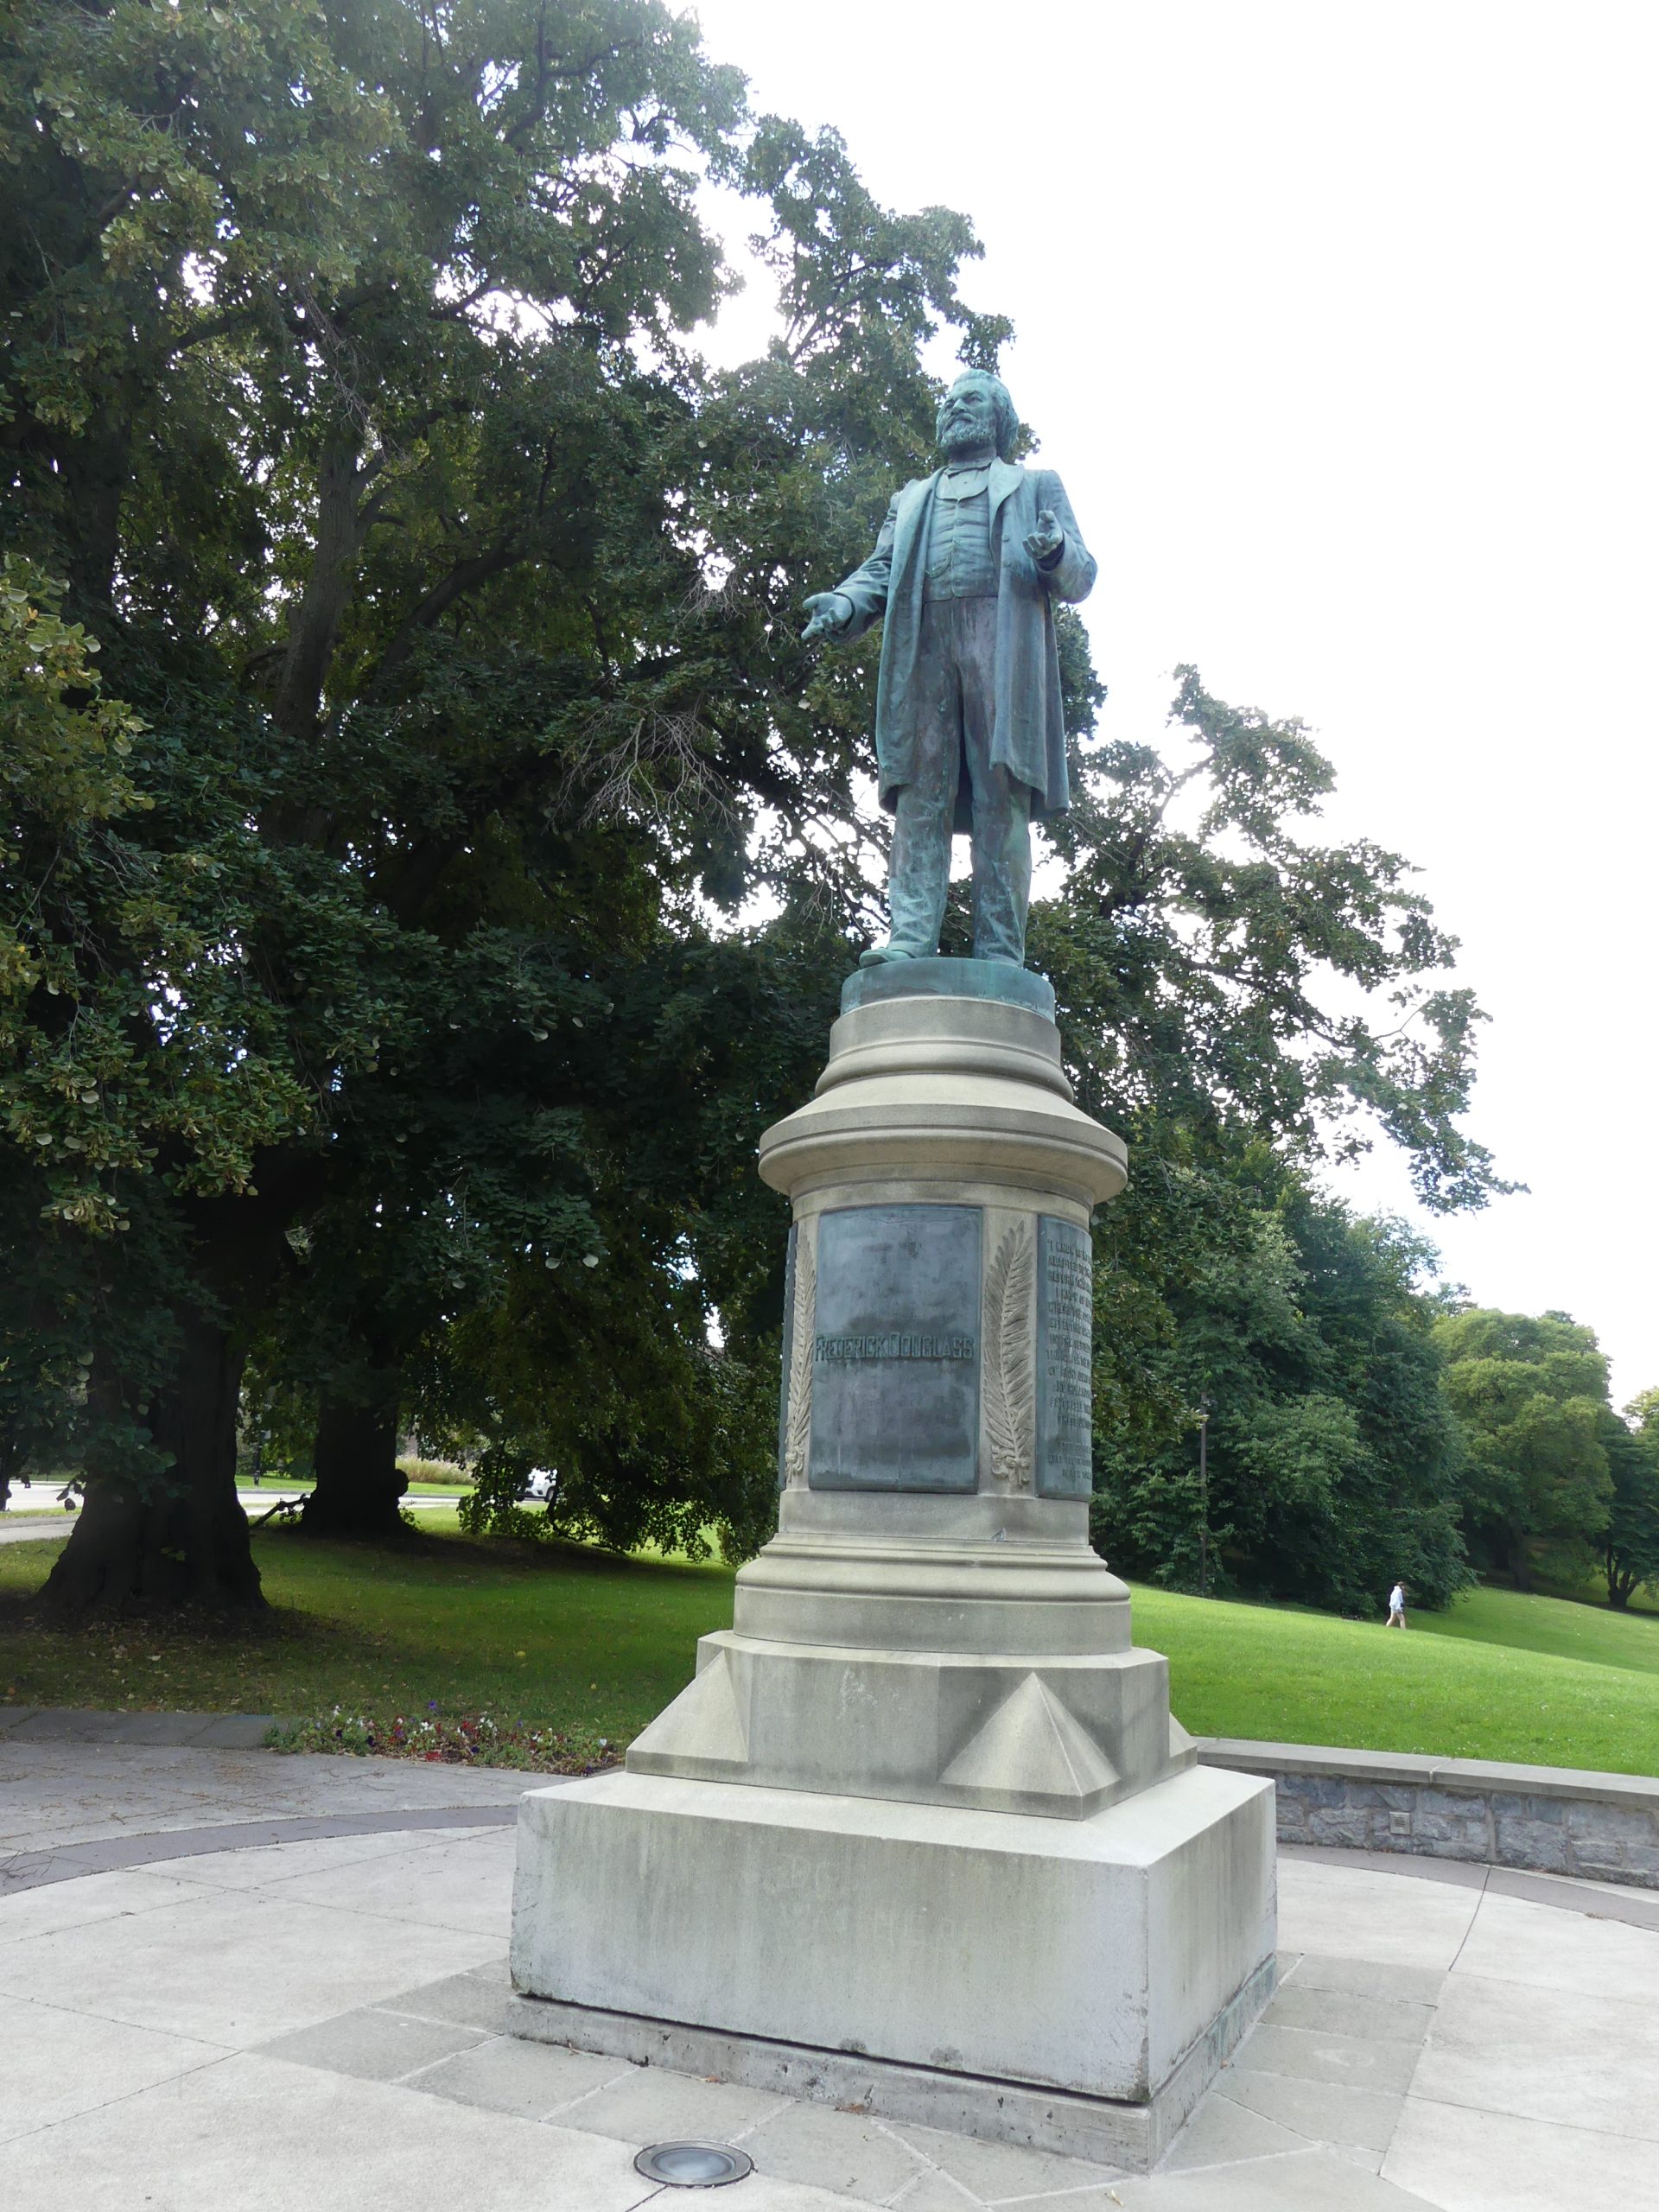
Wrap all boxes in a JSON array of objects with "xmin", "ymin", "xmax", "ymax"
[{"xmin": 266, "ymin": 1704, "xmax": 615, "ymax": 1772}]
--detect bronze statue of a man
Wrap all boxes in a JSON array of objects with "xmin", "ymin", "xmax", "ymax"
[{"xmin": 803, "ymin": 370, "xmax": 1096, "ymax": 969}]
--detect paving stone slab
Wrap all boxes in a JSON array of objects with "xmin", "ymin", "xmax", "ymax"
[
  {"xmin": 889, "ymin": 2174, "xmax": 982, "ymax": 2211},
  {"xmin": 737, "ymin": 2101, "xmax": 931, "ymax": 2202},
  {"xmin": 1284, "ymin": 1841, "xmax": 1490, "ymax": 1888},
  {"xmin": 384, "ymin": 1958, "xmax": 514, "ymax": 2034},
  {"xmin": 0, "ymin": 1863, "xmax": 219, "ymax": 1946},
  {"xmin": 0, "ymin": 1803, "xmax": 520, "ymax": 1893},
  {"xmin": 1155, "ymin": 2094, "xmax": 1309, "ymax": 2173},
  {"xmin": 1215, "ymin": 2069, "xmax": 1403, "ymax": 2154},
  {"xmin": 888, "ymin": 2117, "xmax": 1128, "ymax": 2202},
  {"xmin": 259, "ymin": 1825, "xmax": 516, "ymax": 1935},
  {"xmin": 1383, "ymin": 2094, "xmax": 1659, "ymax": 2212},
  {"xmin": 1114, "ymin": 2145, "xmax": 1439, "ymax": 2208},
  {"xmin": 0, "ymin": 1884, "xmax": 505, "ymax": 2047},
  {"xmin": 1228, "ymin": 2022, "xmax": 1421, "ymax": 2094},
  {"xmin": 0, "ymin": 1738, "xmax": 538, "ymax": 1858},
  {"xmin": 413, "ymin": 2031, "xmax": 632, "ymax": 2119},
  {"xmin": 1275, "ymin": 1857, "xmax": 1481, "ymax": 1972},
  {"xmin": 0, "ymin": 2046, "xmax": 655, "ymax": 2212},
  {"xmin": 554, "ymin": 2058, "xmax": 791, "ymax": 2147},
  {"xmin": 1262, "ymin": 1981, "xmax": 1434, "ymax": 2045},
  {"xmin": 164, "ymin": 1825, "xmax": 496, "ymax": 1891},
  {"xmin": 1279, "ymin": 1953, "xmax": 1446, "ymax": 2006},
  {"xmin": 1410, "ymin": 1969, "xmax": 1659, "ymax": 2143},
  {"xmin": 257, "ymin": 2004, "xmax": 490, "ymax": 2083},
  {"xmin": 0, "ymin": 1989, "xmax": 229, "ymax": 2145},
  {"xmin": 1450, "ymin": 1883, "xmax": 1659, "ymax": 2001}
]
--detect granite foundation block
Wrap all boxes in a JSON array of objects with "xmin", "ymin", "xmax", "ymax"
[{"xmin": 509, "ymin": 1764, "xmax": 1276, "ymax": 2170}]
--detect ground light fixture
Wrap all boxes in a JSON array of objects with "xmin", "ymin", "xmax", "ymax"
[{"xmin": 632, "ymin": 2141, "xmax": 754, "ymax": 2188}]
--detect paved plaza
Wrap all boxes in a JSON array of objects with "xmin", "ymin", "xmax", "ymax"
[{"xmin": 3, "ymin": 1726, "xmax": 1656, "ymax": 2211}]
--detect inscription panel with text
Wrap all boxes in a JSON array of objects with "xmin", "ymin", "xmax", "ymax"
[{"xmin": 808, "ymin": 1205, "xmax": 981, "ymax": 1493}]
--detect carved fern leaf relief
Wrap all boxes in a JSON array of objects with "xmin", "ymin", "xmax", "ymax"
[
  {"xmin": 984, "ymin": 1220, "xmax": 1036, "ymax": 1488},
  {"xmin": 782, "ymin": 1230, "xmax": 816, "ymax": 1485}
]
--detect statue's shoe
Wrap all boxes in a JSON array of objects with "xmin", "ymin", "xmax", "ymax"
[{"xmin": 856, "ymin": 943, "xmax": 925, "ymax": 969}]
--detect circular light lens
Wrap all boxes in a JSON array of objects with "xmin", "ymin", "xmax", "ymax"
[{"xmin": 633, "ymin": 2141, "xmax": 754, "ymax": 2188}]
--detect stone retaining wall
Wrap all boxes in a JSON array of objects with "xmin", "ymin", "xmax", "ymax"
[{"xmin": 1195, "ymin": 1738, "xmax": 1659, "ymax": 1889}]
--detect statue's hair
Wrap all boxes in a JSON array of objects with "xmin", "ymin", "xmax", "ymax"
[{"xmin": 937, "ymin": 371, "xmax": 1018, "ymax": 462}]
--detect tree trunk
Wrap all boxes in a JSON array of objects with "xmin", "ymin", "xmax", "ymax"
[
  {"xmin": 300, "ymin": 1382, "xmax": 407, "ymax": 1539},
  {"xmin": 59, "ymin": 419, "xmax": 131, "ymax": 620},
  {"xmin": 272, "ymin": 434, "xmax": 365, "ymax": 743},
  {"xmin": 40, "ymin": 1311, "xmax": 264, "ymax": 1617},
  {"xmin": 1507, "ymin": 1526, "xmax": 1532, "ymax": 1592}
]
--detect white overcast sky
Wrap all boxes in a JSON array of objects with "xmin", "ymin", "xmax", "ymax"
[{"xmin": 684, "ymin": 0, "xmax": 1657, "ymax": 1408}]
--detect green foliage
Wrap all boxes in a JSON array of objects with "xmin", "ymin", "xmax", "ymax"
[
  {"xmin": 0, "ymin": 0, "xmax": 1514, "ymax": 1618},
  {"xmin": 1037, "ymin": 670, "xmax": 1503, "ymax": 1216},
  {"xmin": 0, "ymin": 0, "xmax": 1021, "ymax": 1595},
  {"xmin": 1090, "ymin": 1158, "xmax": 1470, "ymax": 1613},
  {"xmin": 1434, "ymin": 1308, "xmax": 1617, "ymax": 1588},
  {"xmin": 1028, "ymin": 664, "xmax": 1523, "ymax": 1614},
  {"xmin": 1602, "ymin": 1389, "xmax": 1659, "ymax": 1611}
]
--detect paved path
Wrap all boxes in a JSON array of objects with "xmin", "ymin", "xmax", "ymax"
[
  {"xmin": 0, "ymin": 1493, "xmax": 464, "ymax": 1543},
  {"xmin": 0, "ymin": 1515, "xmax": 79, "ymax": 1545},
  {"xmin": 0, "ymin": 1732, "xmax": 532, "ymax": 1859},
  {"xmin": 3, "ymin": 1735, "xmax": 1656, "ymax": 2209}
]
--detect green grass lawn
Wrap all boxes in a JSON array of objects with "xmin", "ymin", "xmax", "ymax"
[
  {"xmin": 1126, "ymin": 1583, "xmax": 1659, "ymax": 1772},
  {"xmin": 1412, "ymin": 1585, "xmax": 1659, "ymax": 1674},
  {"xmin": 2, "ymin": 1521, "xmax": 1656, "ymax": 1777},
  {"xmin": 0, "ymin": 1520, "xmax": 731, "ymax": 1746}
]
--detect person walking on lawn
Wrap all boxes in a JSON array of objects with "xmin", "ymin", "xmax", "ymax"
[{"xmin": 1387, "ymin": 1580, "xmax": 1408, "ymax": 1628}]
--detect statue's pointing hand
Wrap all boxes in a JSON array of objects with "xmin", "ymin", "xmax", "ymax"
[
  {"xmin": 801, "ymin": 591, "xmax": 853, "ymax": 645},
  {"xmin": 1023, "ymin": 507, "xmax": 1065, "ymax": 568}
]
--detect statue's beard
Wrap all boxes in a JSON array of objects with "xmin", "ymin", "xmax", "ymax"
[{"xmin": 941, "ymin": 422, "xmax": 995, "ymax": 461}]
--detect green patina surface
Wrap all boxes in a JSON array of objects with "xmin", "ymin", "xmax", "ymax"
[{"xmin": 838, "ymin": 955, "xmax": 1056, "ymax": 1019}]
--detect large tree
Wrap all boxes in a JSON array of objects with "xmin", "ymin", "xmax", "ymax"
[
  {"xmin": 1434, "ymin": 1308, "xmax": 1615, "ymax": 1589},
  {"xmin": 1603, "ymin": 1387, "xmax": 1659, "ymax": 1611},
  {"xmin": 2, "ymin": 2, "xmax": 1509, "ymax": 1618},
  {"xmin": 1021, "ymin": 671, "xmax": 1497, "ymax": 1611},
  {"xmin": 0, "ymin": 1, "xmax": 1011, "ymax": 1600}
]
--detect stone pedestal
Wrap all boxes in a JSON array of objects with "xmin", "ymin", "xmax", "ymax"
[{"xmin": 508, "ymin": 960, "xmax": 1275, "ymax": 2167}]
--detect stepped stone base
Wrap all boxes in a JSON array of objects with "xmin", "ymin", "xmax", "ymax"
[
  {"xmin": 628, "ymin": 1629, "xmax": 1195, "ymax": 1820},
  {"xmin": 508, "ymin": 970, "xmax": 1278, "ymax": 2170},
  {"xmin": 508, "ymin": 1764, "xmax": 1277, "ymax": 2169}
]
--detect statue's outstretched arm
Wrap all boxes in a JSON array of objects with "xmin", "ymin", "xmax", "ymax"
[{"xmin": 802, "ymin": 495, "xmax": 899, "ymax": 644}]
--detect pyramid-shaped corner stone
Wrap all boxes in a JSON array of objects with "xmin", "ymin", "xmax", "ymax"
[
  {"xmin": 939, "ymin": 1672, "xmax": 1120, "ymax": 1812},
  {"xmin": 627, "ymin": 1649, "xmax": 749, "ymax": 1774}
]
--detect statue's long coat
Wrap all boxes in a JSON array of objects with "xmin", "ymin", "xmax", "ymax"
[{"xmin": 832, "ymin": 461, "xmax": 1096, "ymax": 830}]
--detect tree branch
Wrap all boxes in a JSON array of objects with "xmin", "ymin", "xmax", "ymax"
[{"xmin": 370, "ymin": 539, "xmax": 530, "ymax": 692}]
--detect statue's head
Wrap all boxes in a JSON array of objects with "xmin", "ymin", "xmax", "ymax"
[{"xmin": 936, "ymin": 371, "xmax": 1017, "ymax": 462}]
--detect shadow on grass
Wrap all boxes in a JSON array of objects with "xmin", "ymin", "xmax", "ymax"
[{"xmin": 256, "ymin": 1519, "xmax": 737, "ymax": 1588}]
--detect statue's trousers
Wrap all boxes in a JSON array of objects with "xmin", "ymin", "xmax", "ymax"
[{"xmin": 887, "ymin": 597, "xmax": 1033, "ymax": 965}]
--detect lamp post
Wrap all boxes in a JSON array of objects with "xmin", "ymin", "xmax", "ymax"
[{"xmin": 1197, "ymin": 1398, "xmax": 1212, "ymax": 1600}]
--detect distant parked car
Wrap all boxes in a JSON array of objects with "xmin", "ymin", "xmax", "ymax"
[{"xmin": 519, "ymin": 1468, "xmax": 557, "ymax": 1503}]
